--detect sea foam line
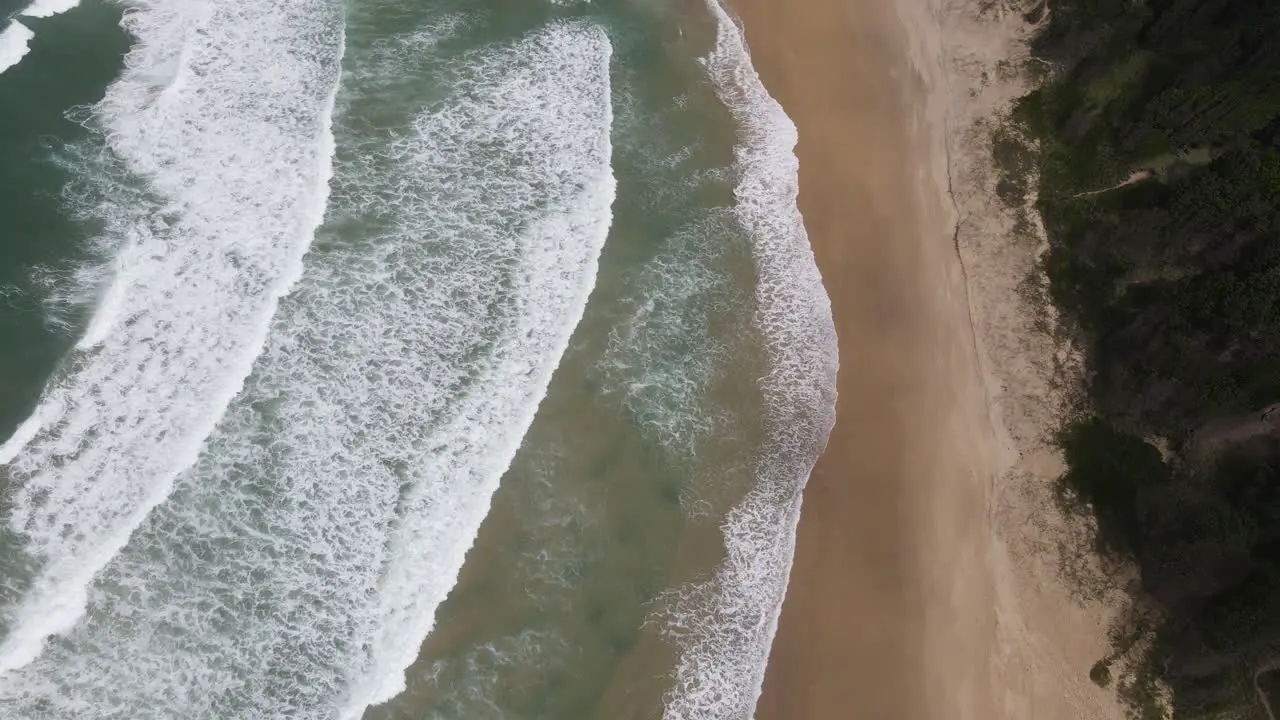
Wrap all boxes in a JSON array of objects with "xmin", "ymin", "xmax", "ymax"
[
  {"xmin": 659, "ymin": 2, "xmax": 839, "ymax": 719},
  {"xmin": 0, "ymin": 0, "xmax": 345, "ymax": 674}
]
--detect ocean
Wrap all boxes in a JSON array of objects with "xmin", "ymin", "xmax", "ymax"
[{"xmin": 0, "ymin": 0, "xmax": 836, "ymax": 716}]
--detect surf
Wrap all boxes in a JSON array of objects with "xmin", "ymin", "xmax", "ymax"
[
  {"xmin": 0, "ymin": 21, "xmax": 34, "ymax": 75},
  {"xmin": 658, "ymin": 2, "xmax": 839, "ymax": 718},
  {"xmin": 20, "ymin": 0, "xmax": 84, "ymax": 18},
  {"xmin": 0, "ymin": 16, "xmax": 614, "ymax": 719},
  {"xmin": 0, "ymin": 0, "xmax": 346, "ymax": 675},
  {"xmin": 0, "ymin": 0, "xmax": 97, "ymax": 77}
]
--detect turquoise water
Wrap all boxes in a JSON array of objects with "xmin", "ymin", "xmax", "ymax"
[{"xmin": 0, "ymin": 0, "xmax": 836, "ymax": 717}]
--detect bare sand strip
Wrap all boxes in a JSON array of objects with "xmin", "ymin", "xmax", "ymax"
[{"xmin": 732, "ymin": 0, "xmax": 1132, "ymax": 717}]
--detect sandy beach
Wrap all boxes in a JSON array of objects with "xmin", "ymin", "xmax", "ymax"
[{"xmin": 732, "ymin": 0, "xmax": 1132, "ymax": 718}]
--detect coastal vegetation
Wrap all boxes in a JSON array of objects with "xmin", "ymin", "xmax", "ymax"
[{"xmin": 1005, "ymin": 0, "xmax": 1280, "ymax": 716}]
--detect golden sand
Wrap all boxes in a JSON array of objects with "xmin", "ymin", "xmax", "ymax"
[{"xmin": 734, "ymin": 1, "xmax": 1133, "ymax": 717}]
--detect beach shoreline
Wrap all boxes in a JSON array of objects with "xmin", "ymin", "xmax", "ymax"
[{"xmin": 732, "ymin": 0, "xmax": 1132, "ymax": 717}]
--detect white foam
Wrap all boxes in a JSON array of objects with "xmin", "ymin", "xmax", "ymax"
[
  {"xmin": 0, "ymin": 19, "xmax": 613, "ymax": 720},
  {"xmin": 0, "ymin": 0, "xmax": 345, "ymax": 675},
  {"xmin": 342, "ymin": 28, "xmax": 612, "ymax": 712},
  {"xmin": 19, "ymin": 0, "xmax": 80, "ymax": 19},
  {"xmin": 0, "ymin": 0, "xmax": 93, "ymax": 78},
  {"xmin": 658, "ymin": 2, "xmax": 839, "ymax": 719},
  {"xmin": 0, "ymin": 21, "xmax": 33, "ymax": 76}
]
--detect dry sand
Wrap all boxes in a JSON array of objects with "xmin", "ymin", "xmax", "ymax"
[{"xmin": 728, "ymin": 0, "xmax": 1133, "ymax": 717}]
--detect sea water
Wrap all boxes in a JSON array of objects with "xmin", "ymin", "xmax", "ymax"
[{"xmin": 0, "ymin": 0, "xmax": 835, "ymax": 716}]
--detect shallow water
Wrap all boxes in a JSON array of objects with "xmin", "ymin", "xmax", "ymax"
[{"xmin": 0, "ymin": 0, "xmax": 835, "ymax": 716}]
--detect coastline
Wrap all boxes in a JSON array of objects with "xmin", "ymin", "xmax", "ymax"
[{"xmin": 731, "ymin": 0, "xmax": 1131, "ymax": 717}]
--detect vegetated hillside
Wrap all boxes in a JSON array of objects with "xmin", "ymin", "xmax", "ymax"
[{"xmin": 1009, "ymin": 0, "xmax": 1280, "ymax": 717}]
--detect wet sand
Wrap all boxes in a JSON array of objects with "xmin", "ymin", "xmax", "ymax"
[{"xmin": 728, "ymin": 0, "xmax": 1005, "ymax": 718}]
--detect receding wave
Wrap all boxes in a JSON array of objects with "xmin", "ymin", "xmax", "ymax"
[
  {"xmin": 0, "ymin": 0, "xmax": 345, "ymax": 677},
  {"xmin": 0, "ymin": 17, "xmax": 614, "ymax": 720},
  {"xmin": 658, "ymin": 2, "xmax": 839, "ymax": 718}
]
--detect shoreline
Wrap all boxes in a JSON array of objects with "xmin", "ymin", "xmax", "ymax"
[
  {"xmin": 732, "ymin": 0, "xmax": 1131, "ymax": 717},
  {"xmin": 728, "ymin": 0, "xmax": 1000, "ymax": 715}
]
